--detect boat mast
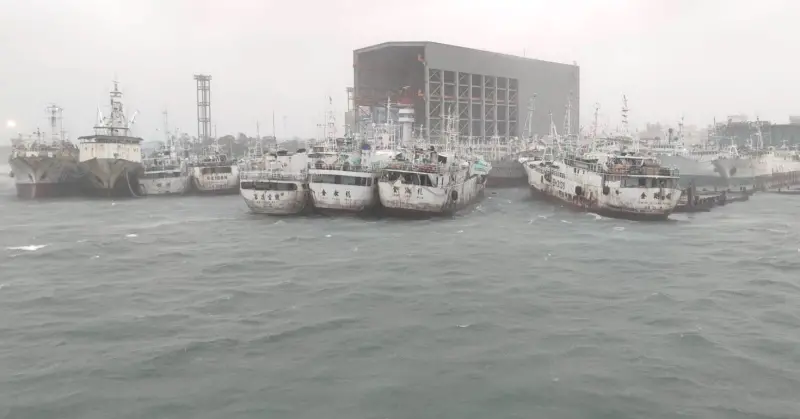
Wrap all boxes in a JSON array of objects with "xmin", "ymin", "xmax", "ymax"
[
  {"xmin": 620, "ymin": 95, "xmax": 629, "ymax": 136},
  {"xmin": 563, "ymin": 93, "xmax": 572, "ymax": 138},
  {"xmin": 46, "ymin": 104, "xmax": 63, "ymax": 143},
  {"xmin": 754, "ymin": 117, "xmax": 764, "ymax": 150},
  {"xmin": 591, "ymin": 103, "xmax": 600, "ymax": 151},
  {"xmin": 525, "ymin": 94, "xmax": 537, "ymax": 140},
  {"xmin": 163, "ymin": 110, "xmax": 170, "ymax": 147},
  {"xmin": 325, "ymin": 97, "xmax": 337, "ymax": 150}
]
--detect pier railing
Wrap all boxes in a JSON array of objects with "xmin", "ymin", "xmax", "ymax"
[{"xmin": 240, "ymin": 170, "xmax": 308, "ymax": 182}]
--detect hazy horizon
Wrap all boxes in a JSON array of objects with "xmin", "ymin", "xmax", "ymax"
[{"xmin": 2, "ymin": 0, "xmax": 799, "ymax": 141}]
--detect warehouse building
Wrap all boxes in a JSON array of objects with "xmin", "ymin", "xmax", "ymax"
[{"xmin": 353, "ymin": 41, "xmax": 580, "ymax": 142}]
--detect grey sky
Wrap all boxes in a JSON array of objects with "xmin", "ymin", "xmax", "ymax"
[{"xmin": 1, "ymin": 0, "xmax": 798, "ymax": 140}]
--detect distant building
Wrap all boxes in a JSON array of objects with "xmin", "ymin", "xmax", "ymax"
[{"xmin": 353, "ymin": 41, "xmax": 580, "ymax": 142}]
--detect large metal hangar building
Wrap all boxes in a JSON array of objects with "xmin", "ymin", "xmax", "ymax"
[{"xmin": 353, "ymin": 41, "xmax": 580, "ymax": 142}]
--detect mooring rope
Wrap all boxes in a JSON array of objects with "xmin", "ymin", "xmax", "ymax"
[{"xmin": 125, "ymin": 169, "xmax": 141, "ymax": 198}]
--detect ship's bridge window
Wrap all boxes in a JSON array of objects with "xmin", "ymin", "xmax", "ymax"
[
  {"xmin": 254, "ymin": 181, "xmax": 297, "ymax": 191},
  {"xmin": 201, "ymin": 166, "xmax": 232, "ymax": 175},
  {"xmin": 313, "ymin": 174, "xmax": 372, "ymax": 186}
]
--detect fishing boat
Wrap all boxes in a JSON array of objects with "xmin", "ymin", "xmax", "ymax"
[
  {"xmin": 307, "ymin": 109, "xmax": 385, "ymax": 214},
  {"xmin": 188, "ymin": 141, "xmax": 240, "ymax": 194},
  {"xmin": 644, "ymin": 120, "xmax": 726, "ymax": 187},
  {"xmin": 377, "ymin": 113, "xmax": 490, "ymax": 217},
  {"xmin": 7, "ymin": 105, "xmax": 81, "ymax": 198},
  {"xmin": 309, "ymin": 142, "xmax": 386, "ymax": 214},
  {"xmin": 138, "ymin": 144, "xmax": 190, "ymax": 196},
  {"xmin": 525, "ymin": 100, "xmax": 682, "ymax": 220},
  {"xmin": 77, "ymin": 81, "xmax": 144, "ymax": 197},
  {"xmin": 240, "ymin": 149, "xmax": 310, "ymax": 214},
  {"xmin": 525, "ymin": 147, "xmax": 682, "ymax": 220}
]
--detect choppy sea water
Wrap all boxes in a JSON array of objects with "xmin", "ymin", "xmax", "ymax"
[{"xmin": 1, "ymin": 159, "xmax": 799, "ymax": 419}]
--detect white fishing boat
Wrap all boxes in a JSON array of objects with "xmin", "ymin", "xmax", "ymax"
[
  {"xmin": 711, "ymin": 121, "xmax": 775, "ymax": 186},
  {"xmin": 240, "ymin": 149, "xmax": 310, "ymax": 215},
  {"xmin": 644, "ymin": 121, "xmax": 724, "ymax": 187},
  {"xmin": 188, "ymin": 141, "xmax": 240, "ymax": 194},
  {"xmin": 525, "ymin": 146, "xmax": 682, "ymax": 220},
  {"xmin": 525, "ymin": 100, "xmax": 682, "ymax": 220},
  {"xmin": 307, "ymin": 108, "xmax": 386, "ymax": 214},
  {"xmin": 377, "ymin": 112, "xmax": 490, "ymax": 216},
  {"xmin": 139, "ymin": 146, "xmax": 189, "ymax": 196},
  {"xmin": 309, "ymin": 142, "xmax": 389, "ymax": 214},
  {"xmin": 8, "ymin": 105, "xmax": 81, "ymax": 198},
  {"xmin": 77, "ymin": 81, "xmax": 144, "ymax": 197}
]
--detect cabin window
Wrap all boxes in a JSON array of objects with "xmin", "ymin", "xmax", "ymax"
[
  {"xmin": 241, "ymin": 181, "xmax": 255, "ymax": 190},
  {"xmin": 638, "ymin": 178, "xmax": 647, "ymax": 187},
  {"xmin": 334, "ymin": 175, "xmax": 342, "ymax": 185},
  {"xmin": 254, "ymin": 182, "xmax": 297, "ymax": 191}
]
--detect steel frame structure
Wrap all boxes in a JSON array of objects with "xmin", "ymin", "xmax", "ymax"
[
  {"xmin": 425, "ymin": 68, "xmax": 518, "ymax": 145},
  {"xmin": 194, "ymin": 74, "xmax": 212, "ymax": 142}
]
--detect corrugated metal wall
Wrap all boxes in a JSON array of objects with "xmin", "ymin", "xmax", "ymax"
[{"xmin": 354, "ymin": 42, "xmax": 579, "ymax": 140}]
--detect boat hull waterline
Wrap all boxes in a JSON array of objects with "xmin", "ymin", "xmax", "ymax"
[
  {"xmin": 138, "ymin": 175, "xmax": 191, "ymax": 196},
  {"xmin": 8, "ymin": 156, "xmax": 81, "ymax": 198},
  {"xmin": 80, "ymin": 158, "xmax": 143, "ymax": 197},
  {"xmin": 241, "ymin": 184, "xmax": 309, "ymax": 215},
  {"xmin": 190, "ymin": 165, "xmax": 240, "ymax": 194},
  {"xmin": 377, "ymin": 175, "xmax": 486, "ymax": 217},
  {"xmin": 525, "ymin": 161, "xmax": 682, "ymax": 221}
]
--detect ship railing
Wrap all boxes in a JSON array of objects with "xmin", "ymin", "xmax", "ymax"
[
  {"xmin": 600, "ymin": 164, "xmax": 680, "ymax": 177},
  {"xmin": 241, "ymin": 171, "xmax": 308, "ymax": 182},
  {"xmin": 310, "ymin": 162, "xmax": 383, "ymax": 173},
  {"xmin": 381, "ymin": 161, "xmax": 458, "ymax": 174},
  {"xmin": 188, "ymin": 160, "xmax": 233, "ymax": 167}
]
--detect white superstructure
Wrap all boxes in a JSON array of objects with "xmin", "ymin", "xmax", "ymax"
[
  {"xmin": 77, "ymin": 81, "xmax": 143, "ymax": 196},
  {"xmin": 240, "ymin": 150, "xmax": 310, "ymax": 215}
]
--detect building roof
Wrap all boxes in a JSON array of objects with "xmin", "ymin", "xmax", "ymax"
[{"xmin": 353, "ymin": 41, "xmax": 577, "ymax": 68}]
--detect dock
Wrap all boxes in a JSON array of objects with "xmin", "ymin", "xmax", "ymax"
[{"xmin": 675, "ymin": 182, "xmax": 755, "ymax": 213}]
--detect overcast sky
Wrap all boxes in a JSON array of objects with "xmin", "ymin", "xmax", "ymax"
[{"xmin": 1, "ymin": 0, "xmax": 798, "ymax": 141}]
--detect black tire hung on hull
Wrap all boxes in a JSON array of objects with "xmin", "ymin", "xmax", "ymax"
[
  {"xmin": 575, "ymin": 186, "xmax": 583, "ymax": 196},
  {"xmin": 603, "ymin": 185, "xmax": 610, "ymax": 195}
]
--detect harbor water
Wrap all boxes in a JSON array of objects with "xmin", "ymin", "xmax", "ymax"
[{"xmin": 2, "ymin": 154, "xmax": 800, "ymax": 418}]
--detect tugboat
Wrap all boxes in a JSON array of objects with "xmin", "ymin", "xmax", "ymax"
[
  {"xmin": 77, "ymin": 81, "xmax": 144, "ymax": 197},
  {"xmin": 7, "ymin": 105, "xmax": 81, "ymax": 198}
]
